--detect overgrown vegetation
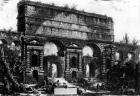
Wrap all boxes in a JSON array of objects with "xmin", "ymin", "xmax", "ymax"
[{"xmin": 120, "ymin": 33, "xmax": 139, "ymax": 45}]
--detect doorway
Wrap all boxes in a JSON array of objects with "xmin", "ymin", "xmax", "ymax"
[
  {"xmin": 33, "ymin": 70, "xmax": 38, "ymax": 82},
  {"xmin": 72, "ymin": 71, "xmax": 77, "ymax": 78}
]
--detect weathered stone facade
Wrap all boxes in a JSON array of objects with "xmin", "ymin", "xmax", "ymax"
[
  {"xmin": 0, "ymin": 0, "xmax": 139, "ymax": 84},
  {"xmin": 0, "ymin": 32, "xmax": 139, "ymax": 84},
  {"xmin": 16, "ymin": 0, "xmax": 118, "ymax": 83}
]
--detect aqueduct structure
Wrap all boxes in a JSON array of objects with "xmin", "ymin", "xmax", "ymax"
[
  {"xmin": 0, "ymin": 0, "xmax": 135, "ymax": 84},
  {"xmin": 17, "ymin": 0, "xmax": 115, "ymax": 83}
]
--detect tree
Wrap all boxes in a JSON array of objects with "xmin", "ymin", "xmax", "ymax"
[
  {"xmin": 120, "ymin": 33, "xmax": 130, "ymax": 44},
  {"xmin": 120, "ymin": 33, "xmax": 139, "ymax": 46},
  {"xmin": 132, "ymin": 38, "xmax": 139, "ymax": 46}
]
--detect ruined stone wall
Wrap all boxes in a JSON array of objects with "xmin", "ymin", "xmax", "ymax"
[{"xmin": 18, "ymin": 0, "xmax": 114, "ymax": 41}]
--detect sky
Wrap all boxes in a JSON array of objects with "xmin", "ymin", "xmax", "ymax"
[{"xmin": 0, "ymin": 0, "xmax": 140, "ymax": 43}]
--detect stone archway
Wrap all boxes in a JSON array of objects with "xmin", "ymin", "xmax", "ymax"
[
  {"xmin": 43, "ymin": 41, "xmax": 64, "ymax": 78},
  {"xmin": 51, "ymin": 62, "xmax": 63, "ymax": 78},
  {"xmin": 82, "ymin": 44, "xmax": 102, "ymax": 78},
  {"xmin": 44, "ymin": 56, "xmax": 63, "ymax": 78}
]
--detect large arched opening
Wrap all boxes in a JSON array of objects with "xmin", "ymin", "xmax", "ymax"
[
  {"xmin": 82, "ymin": 44, "xmax": 101, "ymax": 78},
  {"xmin": 43, "ymin": 41, "xmax": 64, "ymax": 78}
]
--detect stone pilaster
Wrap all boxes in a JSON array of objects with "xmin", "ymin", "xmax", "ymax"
[
  {"xmin": 65, "ymin": 51, "xmax": 70, "ymax": 79},
  {"xmin": 39, "ymin": 51, "xmax": 44, "ymax": 78},
  {"xmin": 78, "ymin": 52, "xmax": 82, "ymax": 71},
  {"xmin": 26, "ymin": 49, "xmax": 30, "ymax": 68},
  {"xmin": 40, "ymin": 51, "xmax": 44, "ymax": 71},
  {"xmin": 111, "ymin": 45, "xmax": 115, "ymax": 67},
  {"xmin": 61, "ymin": 51, "xmax": 66, "ymax": 77},
  {"xmin": 83, "ymin": 64, "xmax": 86, "ymax": 78},
  {"xmin": 23, "ymin": 45, "xmax": 26, "ymax": 68},
  {"xmin": 23, "ymin": 44, "xmax": 27, "ymax": 83},
  {"xmin": 102, "ymin": 48, "xmax": 106, "ymax": 74},
  {"xmin": 78, "ymin": 52, "xmax": 83, "ymax": 77},
  {"xmin": 82, "ymin": 57, "xmax": 86, "ymax": 78},
  {"xmin": 48, "ymin": 61, "xmax": 51, "ymax": 77}
]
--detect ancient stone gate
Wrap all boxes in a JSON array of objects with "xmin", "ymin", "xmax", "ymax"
[{"xmin": 18, "ymin": 0, "xmax": 114, "ymax": 83}]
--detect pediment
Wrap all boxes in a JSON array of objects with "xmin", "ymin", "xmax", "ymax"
[
  {"xmin": 69, "ymin": 43, "xmax": 79, "ymax": 47},
  {"xmin": 29, "ymin": 40, "xmax": 40, "ymax": 45}
]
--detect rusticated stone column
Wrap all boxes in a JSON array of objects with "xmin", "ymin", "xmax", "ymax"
[
  {"xmin": 65, "ymin": 51, "xmax": 70, "ymax": 79},
  {"xmin": 40, "ymin": 51, "xmax": 44, "ymax": 71},
  {"xmin": 23, "ymin": 45, "xmax": 26, "ymax": 68},
  {"xmin": 24, "ymin": 45, "xmax": 28, "ymax": 83},
  {"xmin": 61, "ymin": 51, "xmax": 66, "ymax": 77},
  {"xmin": 78, "ymin": 52, "xmax": 83, "ymax": 77},
  {"xmin": 26, "ymin": 49, "xmax": 30, "ymax": 69},
  {"xmin": 111, "ymin": 45, "xmax": 115, "ymax": 67},
  {"xmin": 48, "ymin": 61, "xmax": 51, "ymax": 77},
  {"xmin": 102, "ymin": 48, "xmax": 106, "ymax": 74}
]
